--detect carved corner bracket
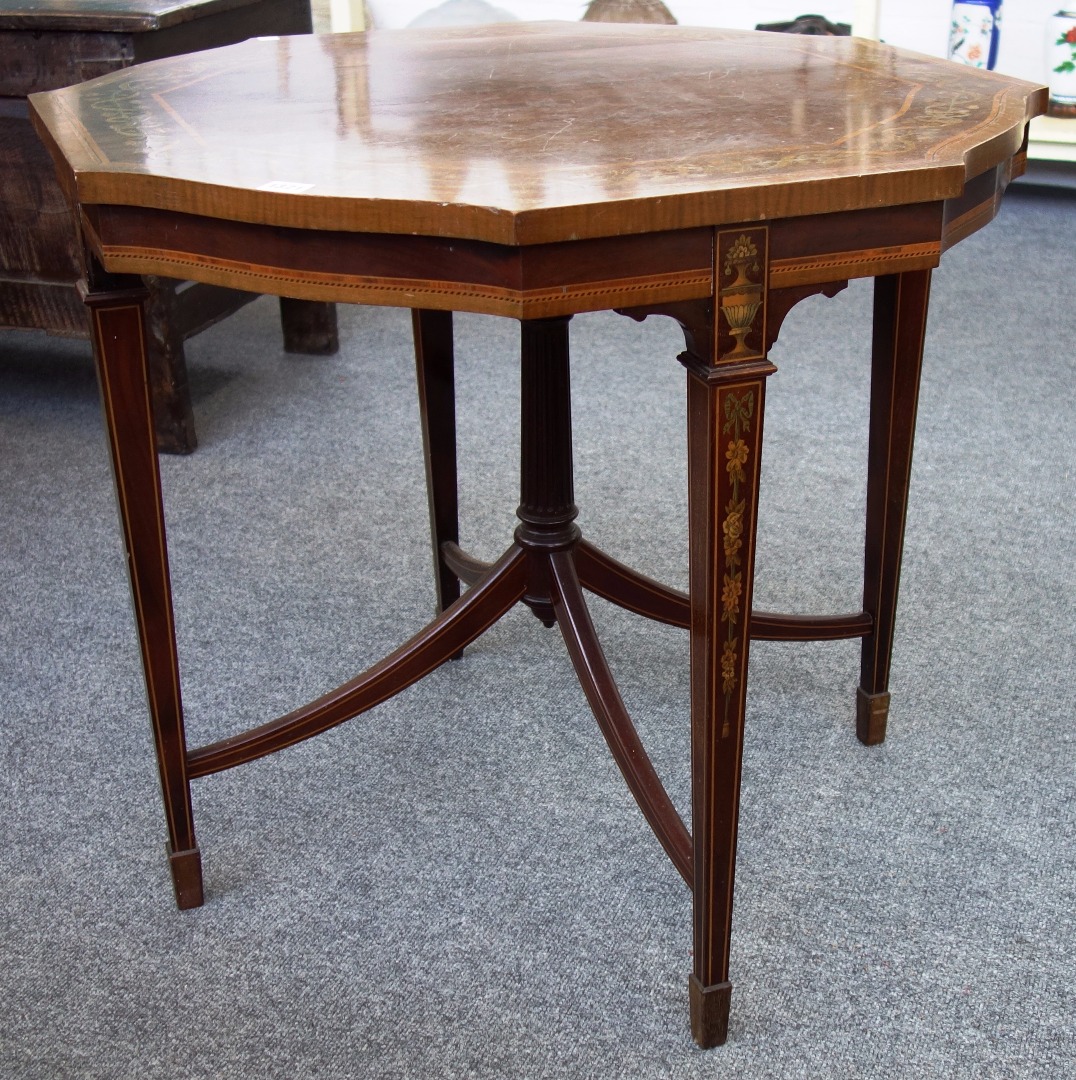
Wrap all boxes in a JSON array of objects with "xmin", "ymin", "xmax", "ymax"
[{"xmin": 620, "ymin": 226, "xmax": 773, "ymax": 371}]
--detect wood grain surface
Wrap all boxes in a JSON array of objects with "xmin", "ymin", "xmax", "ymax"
[{"xmin": 29, "ymin": 22, "xmax": 1048, "ymax": 246}]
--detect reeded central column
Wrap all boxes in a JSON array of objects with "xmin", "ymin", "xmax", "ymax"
[
  {"xmin": 515, "ymin": 315, "xmax": 578, "ymax": 551},
  {"xmin": 514, "ymin": 316, "xmax": 578, "ymax": 627}
]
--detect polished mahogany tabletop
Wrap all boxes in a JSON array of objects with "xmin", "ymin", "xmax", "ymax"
[{"xmin": 30, "ymin": 21, "xmax": 1046, "ymax": 246}]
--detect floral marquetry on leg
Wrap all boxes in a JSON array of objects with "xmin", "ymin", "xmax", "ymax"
[{"xmin": 679, "ymin": 225, "xmax": 777, "ymax": 1047}]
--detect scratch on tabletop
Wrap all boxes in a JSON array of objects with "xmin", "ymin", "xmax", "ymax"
[{"xmin": 543, "ymin": 119, "xmax": 575, "ymax": 152}]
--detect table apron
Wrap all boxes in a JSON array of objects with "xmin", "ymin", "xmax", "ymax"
[{"xmin": 77, "ymin": 194, "xmax": 991, "ymax": 319}]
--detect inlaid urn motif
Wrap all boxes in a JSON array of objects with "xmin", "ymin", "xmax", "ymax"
[{"xmin": 719, "ymin": 235, "xmax": 764, "ymax": 362}]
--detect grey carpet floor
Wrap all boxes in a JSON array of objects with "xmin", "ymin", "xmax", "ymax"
[{"xmin": 1, "ymin": 187, "xmax": 1073, "ymax": 1078}]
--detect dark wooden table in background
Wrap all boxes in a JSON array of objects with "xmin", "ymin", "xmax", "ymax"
[
  {"xmin": 1, "ymin": 0, "xmax": 336, "ymax": 452},
  {"xmin": 29, "ymin": 22, "xmax": 1045, "ymax": 1046}
]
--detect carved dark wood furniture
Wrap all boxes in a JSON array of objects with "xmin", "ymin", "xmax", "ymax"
[
  {"xmin": 29, "ymin": 22, "xmax": 1045, "ymax": 1047},
  {"xmin": 1, "ymin": 0, "xmax": 337, "ymax": 452},
  {"xmin": 756, "ymin": 14, "xmax": 851, "ymax": 35}
]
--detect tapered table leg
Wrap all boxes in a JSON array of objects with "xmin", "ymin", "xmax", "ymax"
[
  {"xmin": 858, "ymin": 270, "xmax": 932, "ymax": 745},
  {"xmin": 413, "ymin": 309, "xmax": 461, "ymax": 617},
  {"xmin": 680, "ymin": 227, "xmax": 778, "ymax": 1047},
  {"xmin": 82, "ymin": 262, "xmax": 203, "ymax": 910},
  {"xmin": 684, "ymin": 359, "xmax": 773, "ymax": 1046}
]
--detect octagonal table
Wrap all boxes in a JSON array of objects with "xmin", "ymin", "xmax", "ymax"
[{"xmin": 29, "ymin": 22, "xmax": 1045, "ymax": 1047}]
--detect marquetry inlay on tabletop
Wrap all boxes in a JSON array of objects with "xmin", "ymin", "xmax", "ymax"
[{"xmin": 29, "ymin": 21, "xmax": 1046, "ymax": 246}]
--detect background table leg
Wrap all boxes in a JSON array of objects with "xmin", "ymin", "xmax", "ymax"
[
  {"xmin": 142, "ymin": 276, "xmax": 198, "ymax": 456},
  {"xmin": 82, "ymin": 264, "xmax": 202, "ymax": 909},
  {"xmin": 859, "ymin": 270, "xmax": 933, "ymax": 745},
  {"xmin": 279, "ymin": 297, "xmax": 339, "ymax": 356},
  {"xmin": 412, "ymin": 309, "xmax": 461, "ymax": 620}
]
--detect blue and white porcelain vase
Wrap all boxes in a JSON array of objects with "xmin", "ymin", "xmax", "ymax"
[
  {"xmin": 949, "ymin": 0, "xmax": 1003, "ymax": 71},
  {"xmin": 1048, "ymin": 10, "xmax": 1076, "ymax": 116}
]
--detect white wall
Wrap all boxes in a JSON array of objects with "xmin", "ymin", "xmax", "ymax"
[
  {"xmin": 364, "ymin": 0, "xmax": 1062, "ymax": 84},
  {"xmin": 656, "ymin": 1, "xmax": 858, "ymax": 30},
  {"xmin": 995, "ymin": 1, "xmax": 1065, "ymax": 83},
  {"xmin": 365, "ymin": 1, "xmax": 857, "ymax": 34}
]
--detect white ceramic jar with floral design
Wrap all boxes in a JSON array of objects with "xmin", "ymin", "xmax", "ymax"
[
  {"xmin": 1049, "ymin": 10, "xmax": 1076, "ymax": 116},
  {"xmin": 949, "ymin": 1, "xmax": 1003, "ymax": 70}
]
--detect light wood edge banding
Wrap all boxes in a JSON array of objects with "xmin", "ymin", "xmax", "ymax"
[
  {"xmin": 769, "ymin": 242, "xmax": 940, "ymax": 287},
  {"xmin": 941, "ymin": 198, "xmax": 998, "ymax": 251},
  {"xmin": 91, "ymin": 241, "xmax": 946, "ymax": 316},
  {"xmin": 93, "ymin": 245, "xmax": 714, "ymax": 317}
]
